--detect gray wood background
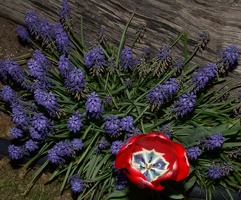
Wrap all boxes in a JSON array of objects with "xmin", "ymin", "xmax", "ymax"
[{"xmin": 0, "ymin": 0, "xmax": 241, "ymax": 74}]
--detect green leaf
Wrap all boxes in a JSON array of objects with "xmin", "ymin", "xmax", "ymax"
[{"xmin": 105, "ymin": 189, "xmax": 129, "ymax": 200}]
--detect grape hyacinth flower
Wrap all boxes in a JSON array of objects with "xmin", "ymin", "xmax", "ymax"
[
  {"xmin": 206, "ymin": 165, "xmax": 224, "ymax": 179},
  {"xmin": 59, "ymin": 0, "xmax": 71, "ymax": 23},
  {"xmin": 69, "ymin": 174, "xmax": 84, "ymax": 193},
  {"xmin": 158, "ymin": 45, "xmax": 171, "ymax": 62},
  {"xmin": 0, "ymin": 60, "xmax": 8, "ymax": 81},
  {"xmin": 114, "ymin": 169, "xmax": 129, "ymax": 190},
  {"xmin": 17, "ymin": 25, "xmax": 30, "ymax": 42},
  {"xmin": 39, "ymin": 18, "xmax": 53, "ymax": 42},
  {"xmin": 71, "ymin": 138, "xmax": 84, "ymax": 151},
  {"xmin": 173, "ymin": 57, "xmax": 184, "ymax": 71},
  {"xmin": 54, "ymin": 141, "xmax": 74, "ymax": 157},
  {"xmin": 67, "ymin": 111, "xmax": 83, "ymax": 133},
  {"xmin": 187, "ymin": 146, "xmax": 201, "ymax": 160},
  {"xmin": 201, "ymin": 132, "xmax": 225, "ymax": 150},
  {"xmin": 8, "ymin": 144, "xmax": 24, "ymax": 160},
  {"xmin": 11, "ymin": 103, "xmax": 29, "ymax": 130},
  {"xmin": 192, "ymin": 63, "xmax": 217, "ymax": 92},
  {"xmin": 52, "ymin": 23, "xmax": 71, "ymax": 54},
  {"xmin": 10, "ymin": 127, "xmax": 24, "ymax": 139},
  {"xmin": 47, "ymin": 148, "xmax": 65, "ymax": 164},
  {"xmin": 34, "ymin": 89, "xmax": 60, "ymax": 116},
  {"xmin": 84, "ymin": 46, "xmax": 106, "ymax": 75},
  {"xmin": 65, "ymin": 67, "xmax": 86, "ymax": 93},
  {"xmin": 160, "ymin": 124, "xmax": 173, "ymax": 138},
  {"xmin": 1, "ymin": 85, "xmax": 18, "ymax": 104},
  {"xmin": 25, "ymin": 139, "xmax": 39, "ymax": 152},
  {"xmin": 29, "ymin": 127, "xmax": 46, "ymax": 140},
  {"xmin": 219, "ymin": 45, "xmax": 239, "ymax": 69},
  {"xmin": 31, "ymin": 112, "xmax": 54, "ymax": 133},
  {"xmin": 85, "ymin": 92, "xmax": 103, "ymax": 119},
  {"xmin": 97, "ymin": 139, "xmax": 110, "ymax": 150},
  {"xmin": 25, "ymin": 10, "xmax": 40, "ymax": 36},
  {"xmin": 172, "ymin": 92, "xmax": 196, "ymax": 117},
  {"xmin": 104, "ymin": 115, "xmax": 121, "ymax": 137},
  {"xmin": 58, "ymin": 55, "xmax": 71, "ymax": 78},
  {"xmin": 121, "ymin": 116, "xmax": 134, "ymax": 133},
  {"xmin": 119, "ymin": 47, "xmax": 136, "ymax": 71},
  {"xmin": 110, "ymin": 140, "xmax": 123, "ymax": 155}
]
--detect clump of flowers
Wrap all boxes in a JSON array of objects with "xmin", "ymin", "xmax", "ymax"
[{"xmin": 0, "ymin": 1, "xmax": 241, "ymax": 200}]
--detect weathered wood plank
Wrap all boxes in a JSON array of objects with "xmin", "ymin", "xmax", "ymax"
[{"xmin": 0, "ymin": 0, "xmax": 241, "ymax": 75}]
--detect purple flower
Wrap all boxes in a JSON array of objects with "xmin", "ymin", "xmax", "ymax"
[
  {"xmin": 59, "ymin": 0, "xmax": 71, "ymax": 22},
  {"xmin": 52, "ymin": 23, "xmax": 71, "ymax": 54},
  {"xmin": 17, "ymin": 25, "xmax": 30, "ymax": 42},
  {"xmin": 34, "ymin": 89, "xmax": 60, "ymax": 116},
  {"xmin": 97, "ymin": 139, "xmax": 110, "ymax": 150},
  {"xmin": 120, "ymin": 47, "xmax": 136, "ymax": 71},
  {"xmin": 1, "ymin": 85, "xmax": 18, "ymax": 104},
  {"xmin": 0, "ymin": 60, "xmax": 8, "ymax": 81},
  {"xmin": 158, "ymin": 45, "xmax": 171, "ymax": 61},
  {"xmin": 39, "ymin": 18, "xmax": 53, "ymax": 42},
  {"xmin": 31, "ymin": 112, "xmax": 54, "ymax": 133},
  {"xmin": 58, "ymin": 55, "xmax": 71, "ymax": 78},
  {"xmin": 10, "ymin": 127, "xmax": 23, "ymax": 139},
  {"xmin": 67, "ymin": 111, "xmax": 83, "ymax": 133},
  {"xmin": 69, "ymin": 174, "xmax": 84, "ymax": 193},
  {"xmin": 219, "ymin": 45, "xmax": 239, "ymax": 69},
  {"xmin": 47, "ymin": 148, "xmax": 65, "ymax": 164},
  {"xmin": 187, "ymin": 146, "xmax": 201, "ymax": 160},
  {"xmin": 84, "ymin": 46, "xmax": 106, "ymax": 73},
  {"xmin": 11, "ymin": 103, "xmax": 29, "ymax": 130},
  {"xmin": 85, "ymin": 92, "xmax": 103, "ymax": 119},
  {"xmin": 111, "ymin": 140, "xmax": 123, "ymax": 155},
  {"xmin": 173, "ymin": 92, "xmax": 196, "ymax": 116},
  {"xmin": 104, "ymin": 115, "xmax": 120, "ymax": 137},
  {"xmin": 53, "ymin": 141, "xmax": 74, "ymax": 157},
  {"xmin": 25, "ymin": 139, "xmax": 39, "ymax": 152},
  {"xmin": 114, "ymin": 170, "xmax": 129, "ymax": 190},
  {"xmin": 206, "ymin": 165, "xmax": 223, "ymax": 179},
  {"xmin": 121, "ymin": 116, "xmax": 134, "ymax": 132},
  {"xmin": 160, "ymin": 124, "xmax": 173, "ymax": 138},
  {"xmin": 65, "ymin": 67, "xmax": 85, "ymax": 93},
  {"xmin": 201, "ymin": 132, "xmax": 225, "ymax": 150},
  {"xmin": 4, "ymin": 59, "xmax": 25, "ymax": 84},
  {"xmin": 199, "ymin": 32, "xmax": 210, "ymax": 45},
  {"xmin": 146, "ymin": 78, "xmax": 179, "ymax": 108},
  {"xmin": 173, "ymin": 57, "xmax": 184, "ymax": 71},
  {"xmin": 192, "ymin": 63, "xmax": 217, "ymax": 92},
  {"xmin": 29, "ymin": 127, "xmax": 46, "ymax": 140},
  {"xmin": 8, "ymin": 144, "xmax": 24, "ymax": 160},
  {"xmin": 25, "ymin": 10, "xmax": 40, "ymax": 36},
  {"xmin": 71, "ymin": 138, "xmax": 83, "ymax": 151}
]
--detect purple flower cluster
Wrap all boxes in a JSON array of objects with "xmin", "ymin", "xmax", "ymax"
[
  {"xmin": 17, "ymin": 25, "xmax": 30, "ymax": 42},
  {"xmin": 157, "ymin": 45, "xmax": 171, "ymax": 62},
  {"xmin": 34, "ymin": 89, "xmax": 60, "ymax": 116},
  {"xmin": 104, "ymin": 115, "xmax": 120, "ymax": 137},
  {"xmin": 219, "ymin": 45, "xmax": 239, "ymax": 69},
  {"xmin": 39, "ymin": 18, "xmax": 53, "ymax": 42},
  {"xmin": 69, "ymin": 174, "xmax": 84, "ymax": 193},
  {"xmin": 0, "ymin": 60, "xmax": 8, "ymax": 81},
  {"xmin": 187, "ymin": 146, "xmax": 201, "ymax": 160},
  {"xmin": 58, "ymin": 55, "xmax": 71, "ymax": 78},
  {"xmin": 192, "ymin": 63, "xmax": 217, "ymax": 92},
  {"xmin": 110, "ymin": 140, "xmax": 123, "ymax": 155},
  {"xmin": 172, "ymin": 92, "xmax": 196, "ymax": 117},
  {"xmin": 201, "ymin": 132, "xmax": 225, "ymax": 150},
  {"xmin": 119, "ymin": 47, "xmax": 136, "ymax": 71},
  {"xmin": 114, "ymin": 169, "xmax": 129, "ymax": 190},
  {"xmin": 84, "ymin": 46, "xmax": 106, "ymax": 71},
  {"xmin": 206, "ymin": 163, "xmax": 232, "ymax": 179},
  {"xmin": 67, "ymin": 111, "xmax": 83, "ymax": 133},
  {"xmin": 48, "ymin": 139, "xmax": 83, "ymax": 164},
  {"xmin": 1, "ymin": 85, "xmax": 18, "ymax": 104},
  {"xmin": 173, "ymin": 57, "xmax": 184, "ymax": 71},
  {"xmin": 30, "ymin": 112, "xmax": 54, "ymax": 140},
  {"xmin": 11, "ymin": 103, "xmax": 30, "ymax": 130},
  {"xmin": 146, "ymin": 78, "xmax": 179, "ymax": 108},
  {"xmin": 52, "ymin": 23, "xmax": 71, "ymax": 54},
  {"xmin": 24, "ymin": 139, "xmax": 39, "ymax": 152},
  {"xmin": 160, "ymin": 124, "xmax": 173, "ymax": 138},
  {"xmin": 59, "ymin": 0, "xmax": 71, "ymax": 23},
  {"xmin": 10, "ymin": 127, "xmax": 24, "ymax": 139},
  {"xmin": 8, "ymin": 144, "xmax": 24, "ymax": 160},
  {"xmin": 25, "ymin": 10, "xmax": 40, "ymax": 36},
  {"xmin": 97, "ymin": 139, "xmax": 110, "ymax": 150},
  {"xmin": 121, "ymin": 116, "xmax": 134, "ymax": 133},
  {"xmin": 85, "ymin": 92, "xmax": 103, "ymax": 119}
]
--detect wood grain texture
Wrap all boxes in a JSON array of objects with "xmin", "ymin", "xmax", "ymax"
[{"xmin": 0, "ymin": 0, "xmax": 241, "ymax": 76}]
